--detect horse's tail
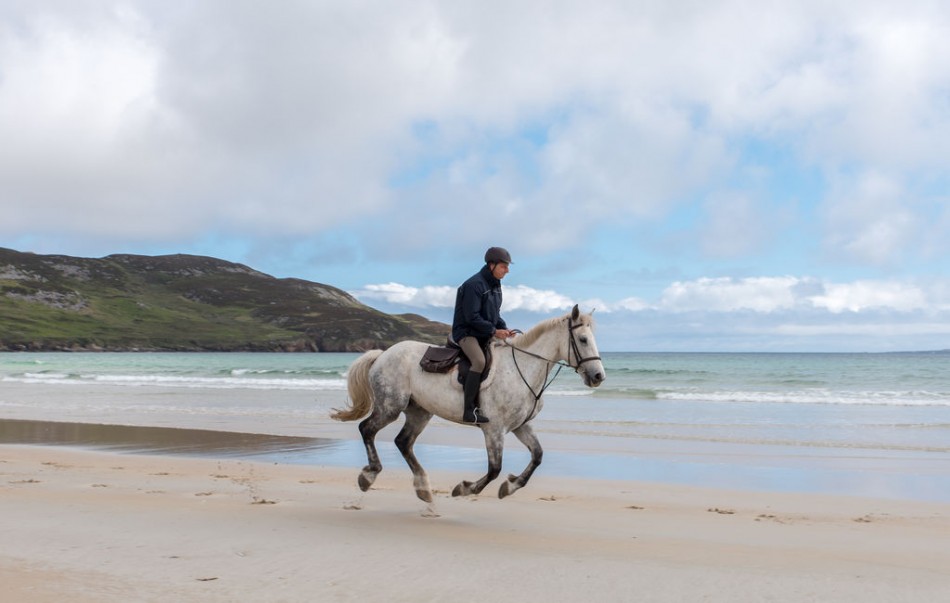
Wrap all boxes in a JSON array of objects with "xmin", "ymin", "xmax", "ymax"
[{"xmin": 330, "ymin": 349, "xmax": 383, "ymax": 422}]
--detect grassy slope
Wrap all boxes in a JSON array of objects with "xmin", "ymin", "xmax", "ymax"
[{"xmin": 0, "ymin": 248, "xmax": 446, "ymax": 351}]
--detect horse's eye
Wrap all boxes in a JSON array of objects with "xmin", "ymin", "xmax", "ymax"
[{"xmin": 579, "ymin": 337, "xmax": 588, "ymax": 344}]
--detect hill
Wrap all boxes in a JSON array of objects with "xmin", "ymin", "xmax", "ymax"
[{"xmin": 0, "ymin": 248, "xmax": 448, "ymax": 352}]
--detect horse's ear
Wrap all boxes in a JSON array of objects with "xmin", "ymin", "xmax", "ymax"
[{"xmin": 571, "ymin": 304, "xmax": 579, "ymax": 321}]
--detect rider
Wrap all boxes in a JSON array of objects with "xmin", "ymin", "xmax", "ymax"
[{"xmin": 452, "ymin": 246, "xmax": 516, "ymax": 424}]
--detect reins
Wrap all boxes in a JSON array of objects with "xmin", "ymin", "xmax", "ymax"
[{"xmin": 503, "ymin": 315, "xmax": 602, "ymax": 425}]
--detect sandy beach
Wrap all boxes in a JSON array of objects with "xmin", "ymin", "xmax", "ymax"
[
  {"xmin": 2, "ymin": 354, "xmax": 949, "ymax": 602},
  {"xmin": 3, "ymin": 443, "xmax": 949, "ymax": 602}
]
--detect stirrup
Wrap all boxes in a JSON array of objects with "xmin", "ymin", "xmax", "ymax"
[{"xmin": 464, "ymin": 407, "xmax": 489, "ymax": 424}]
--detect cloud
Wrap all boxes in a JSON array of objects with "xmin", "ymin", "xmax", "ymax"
[
  {"xmin": 0, "ymin": 2, "xmax": 419, "ymax": 247},
  {"xmin": 609, "ymin": 297, "xmax": 651, "ymax": 312},
  {"xmin": 350, "ymin": 274, "xmax": 950, "ymax": 351},
  {"xmin": 0, "ymin": 5, "xmax": 167, "ymax": 235},
  {"xmin": 659, "ymin": 276, "xmax": 805, "ymax": 313},
  {"xmin": 503, "ymin": 285, "xmax": 576, "ymax": 313},
  {"xmin": 355, "ymin": 282, "xmax": 576, "ymax": 313},
  {"xmin": 810, "ymin": 280, "xmax": 930, "ymax": 313},
  {"xmin": 657, "ymin": 275, "xmax": 946, "ymax": 314},
  {"xmin": 3, "ymin": 0, "xmax": 950, "ymax": 302},
  {"xmin": 820, "ymin": 171, "xmax": 919, "ymax": 266},
  {"xmin": 357, "ymin": 274, "xmax": 948, "ymax": 317},
  {"xmin": 356, "ymin": 283, "xmax": 456, "ymax": 309}
]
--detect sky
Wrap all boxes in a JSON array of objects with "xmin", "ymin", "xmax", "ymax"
[{"xmin": 2, "ymin": 0, "xmax": 949, "ymax": 352}]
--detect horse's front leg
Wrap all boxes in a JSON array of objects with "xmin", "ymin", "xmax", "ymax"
[
  {"xmin": 452, "ymin": 428, "xmax": 503, "ymax": 497},
  {"xmin": 394, "ymin": 402, "xmax": 434, "ymax": 503},
  {"xmin": 498, "ymin": 423, "xmax": 542, "ymax": 499}
]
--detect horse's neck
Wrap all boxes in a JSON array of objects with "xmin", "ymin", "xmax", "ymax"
[{"xmin": 512, "ymin": 323, "xmax": 565, "ymax": 378}]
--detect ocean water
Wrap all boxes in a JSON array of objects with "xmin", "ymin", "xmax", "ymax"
[{"xmin": 2, "ymin": 351, "xmax": 949, "ymax": 501}]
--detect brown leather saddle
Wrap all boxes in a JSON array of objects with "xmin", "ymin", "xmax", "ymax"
[{"xmin": 419, "ymin": 339, "xmax": 493, "ymax": 384}]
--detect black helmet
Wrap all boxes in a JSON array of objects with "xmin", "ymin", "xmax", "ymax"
[{"xmin": 484, "ymin": 246, "xmax": 512, "ymax": 264}]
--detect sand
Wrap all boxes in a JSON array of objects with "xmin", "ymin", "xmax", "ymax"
[{"xmin": 2, "ymin": 444, "xmax": 949, "ymax": 602}]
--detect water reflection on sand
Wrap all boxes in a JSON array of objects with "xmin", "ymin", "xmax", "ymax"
[{"xmin": 4, "ymin": 418, "xmax": 950, "ymax": 503}]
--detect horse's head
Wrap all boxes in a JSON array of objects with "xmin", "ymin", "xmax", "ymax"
[{"xmin": 567, "ymin": 305, "xmax": 606, "ymax": 388}]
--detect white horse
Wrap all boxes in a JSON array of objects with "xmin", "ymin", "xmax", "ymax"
[{"xmin": 331, "ymin": 305, "xmax": 605, "ymax": 501}]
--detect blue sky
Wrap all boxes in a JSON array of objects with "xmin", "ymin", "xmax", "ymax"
[{"xmin": 2, "ymin": 1, "xmax": 949, "ymax": 352}]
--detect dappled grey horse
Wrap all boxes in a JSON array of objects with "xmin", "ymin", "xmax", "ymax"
[{"xmin": 331, "ymin": 305, "xmax": 605, "ymax": 501}]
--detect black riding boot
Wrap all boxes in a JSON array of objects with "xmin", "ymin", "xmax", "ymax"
[{"xmin": 462, "ymin": 370, "xmax": 489, "ymax": 424}]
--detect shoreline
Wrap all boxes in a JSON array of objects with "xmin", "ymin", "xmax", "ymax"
[
  {"xmin": 1, "ymin": 377, "xmax": 948, "ymax": 504},
  {"xmin": 3, "ymin": 416, "xmax": 950, "ymax": 504},
  {"xmin": 3, "ymin": 444, "xmax": 949, "ymax": 602}
]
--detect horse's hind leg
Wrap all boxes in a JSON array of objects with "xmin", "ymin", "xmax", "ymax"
[
  {"xmin": 452, "ymin": 429, "xmax": 503, "ymax": 497},
  {"xmin": 357, "ymin": 400, "xmax": 404, "ymax": 492},
  {"xmin": 394, "ymin": 400, "xmax": 434, "ymax": 503},
  {"xmin": 498, "ymin": 423, "xmax": 543, "ymax": 499}
]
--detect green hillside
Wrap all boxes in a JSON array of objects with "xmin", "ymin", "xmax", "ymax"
[{"xmin": 0, "ymin": 248, "xmax": 447, "ymax": 352}]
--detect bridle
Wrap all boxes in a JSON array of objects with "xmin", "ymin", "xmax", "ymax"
[
  {"xmin": 504, "ymin": 314, "xmax": 602, "ymax": 405},
  {"xmin": 567, "ymin": 317, "xmax": 604, "ymax": 369}
]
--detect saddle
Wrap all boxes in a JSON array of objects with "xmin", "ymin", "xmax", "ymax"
[{"xmin": 419, "ymin": 339, "xmax": 493, "ymax": 384}]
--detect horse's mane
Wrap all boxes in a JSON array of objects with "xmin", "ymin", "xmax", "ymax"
[{"xmin": 511, "ymin": 309, "xmax": 594, "ymax": 349}]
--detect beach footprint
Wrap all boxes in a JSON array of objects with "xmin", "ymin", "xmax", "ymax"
[{"xmin": 421, "ymin": 502, "xmax": 440, "ymax": 518}]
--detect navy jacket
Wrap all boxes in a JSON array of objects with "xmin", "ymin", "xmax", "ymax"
[{"xmin": 451, "ymin": 264, "xmax": 507, "ymax": 345}]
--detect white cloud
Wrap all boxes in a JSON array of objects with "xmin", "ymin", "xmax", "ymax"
[
  {"xmin": 821, "ymin": 171, "xmax": 919, "ymax": 266},
  {"xmin": 3, "ymin": 0, "xmax": 950, "ymax": 325},
  {"xmin": 351, "ymin": 275, "xmax": 950, "ymax": 351},
  {"xmin": 809, "ymin": 281, "xmax": 929, "ymax": 313},
  {"xmin": 355, "ymin": 282, "xmax": 577, "ymax": 313},
  {"xmin": 503, "ymin": 285, "xmax": 576, "ymax": 313},
  {"xmin": 0, "ymin": 6, "xmax": 167, "ymax": 234},
  {"xmin": 656, "ymin": 275, "xmax": 943, "ymax": 314},
  {"xmin": 659, "ymin": 276, "xmax": 804, "ymax": 313},
  {"xmin": 357, "ymin": 275, "xmax": 947, "ymax": 316},
  {"xmin": 356, "ymin": 283, "xmax": 455, "ymax": 309},
  {"xmin": 610, "ymin": 297, "xmax": 651, "ymax": 312}
]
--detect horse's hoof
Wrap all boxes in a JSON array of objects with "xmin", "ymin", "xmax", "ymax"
[
  {"xmin": 499, "ymin": 476, "xmax": 521, "ymax": 499},
  {"xmin": 412, "ymin": 475, "xmax": 432, "ymax": 503},
  {"xmin": 358, "ymin": 471, "xmax": 377, "ymax": 492},
  {"xmin": 452, "ymin": 481, "xmax": 473, "ymax": 497}
]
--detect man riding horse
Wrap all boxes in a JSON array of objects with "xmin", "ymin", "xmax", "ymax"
[
  {"xmin": 452, "ymin": 246, "xmax": 517, "ymax": 424},
  {"xmin": 331, "ymin": 245, "xmax": 605, "ymax": 502}
]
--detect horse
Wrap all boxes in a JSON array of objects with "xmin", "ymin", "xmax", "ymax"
[{"xmin": 330, "ymin": 304, "xmax": 605, "ymax": 502}]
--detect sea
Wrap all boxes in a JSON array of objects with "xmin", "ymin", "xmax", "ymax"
[{"xmin": 2, "ymin": 351, "xmax": 949, "ymax": 502}]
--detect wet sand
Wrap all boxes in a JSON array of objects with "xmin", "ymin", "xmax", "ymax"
[
  {"xmin": 3, "ymin": 417, "xmax": 949, "ymax": 503},
  {"xmin": 0, "ymin": 418, "xmax": 337, "ymax": 457}
]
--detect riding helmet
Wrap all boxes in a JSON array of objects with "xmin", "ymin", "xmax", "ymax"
[{"xmin": 484, "ymin": 246, "xmax": 513, "ymax": 264}]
